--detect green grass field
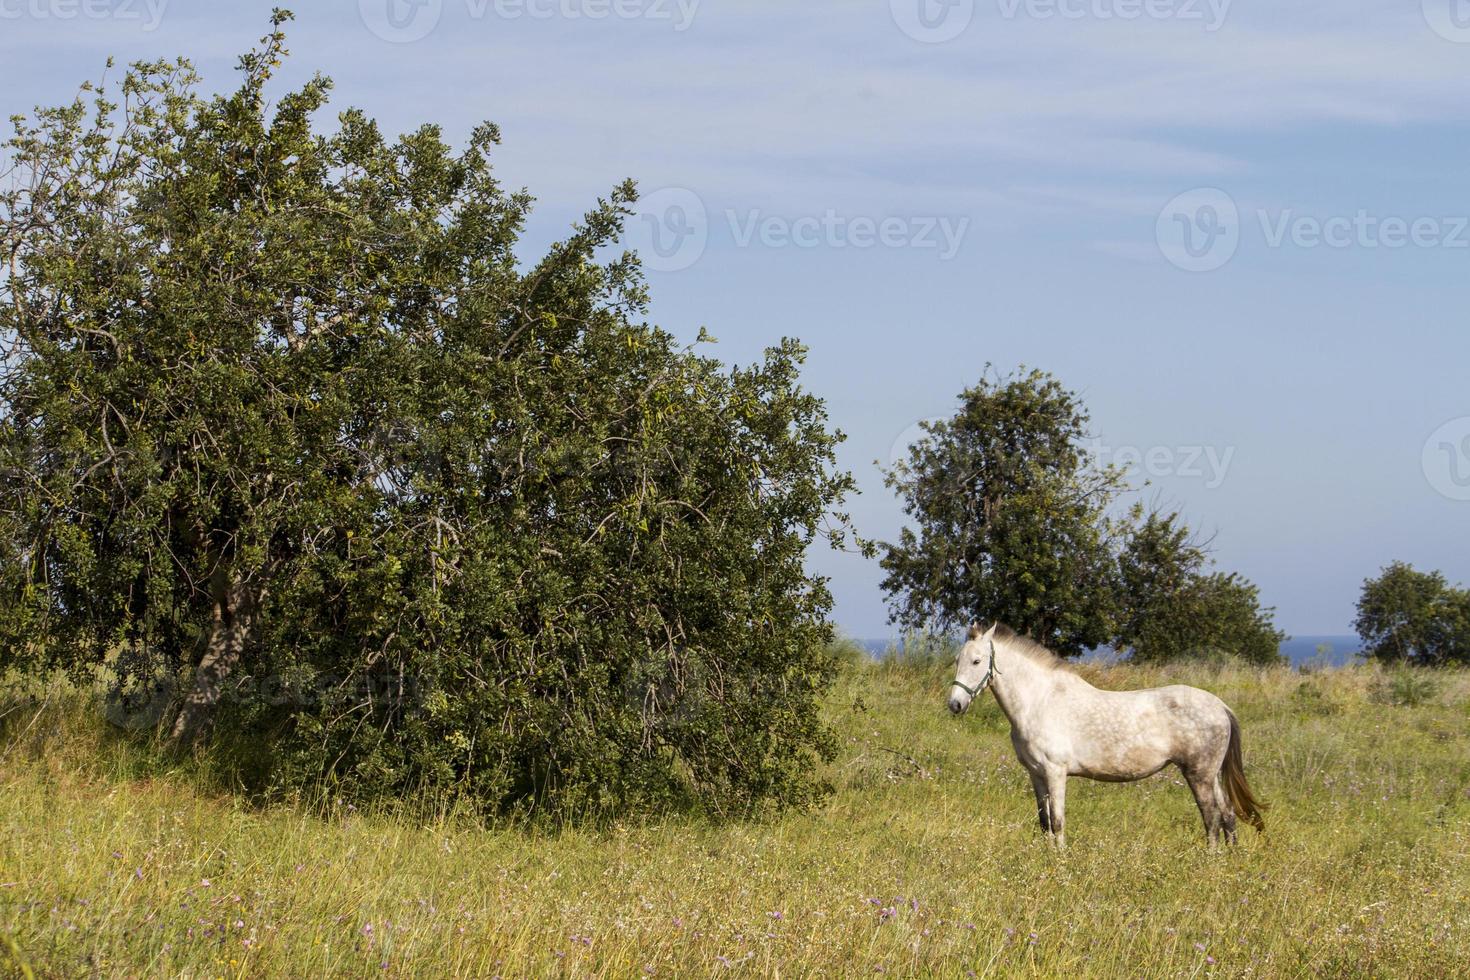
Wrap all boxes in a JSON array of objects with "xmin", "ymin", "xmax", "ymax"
[{"xmin": 3, "ymin": 655, "xmax": 1468, "ymax": 978}]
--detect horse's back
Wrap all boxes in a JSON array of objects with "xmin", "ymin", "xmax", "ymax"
[
  {"xmin": 1086, "ymin": 681, "xmax": 1224, "ymax": 719},
  {"xmin": 1142, "ymin": 683, "xmax": 1233, "ymax": 768},
  {"xmin": 1058, "ymin": 681, "xmax": 1232, "ymax": 780},
  {"xmin": 1153, "ymin": 683, "xmax": 1230, "ymax": 716}
]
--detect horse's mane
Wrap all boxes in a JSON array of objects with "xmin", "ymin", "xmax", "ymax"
[{"xmin": 986, "ymin": 622, "xmax": 1067, "ymax": 670}]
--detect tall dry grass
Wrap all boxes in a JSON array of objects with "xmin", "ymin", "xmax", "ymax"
[{"xmin": 2, "ymin": 654, "xmax": 1468, "ymax": 977}]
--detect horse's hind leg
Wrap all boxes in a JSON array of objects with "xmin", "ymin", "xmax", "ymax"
[
  {"xmin": 1215, "ymin": 777, "xmax": 1238, "ymax": 844},
  {"xmin": 1184, "ymin": 767, "xmax": 1224, "ymax": 846}
]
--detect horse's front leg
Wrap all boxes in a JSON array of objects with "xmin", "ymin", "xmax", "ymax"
[
  {"xmin": 1027, "ymin": 770, "xmax": 1052, "ymax": 835},
  {"xmin": 1044, "ymin": 767, "xmax": 1068, "ymax": 850}
]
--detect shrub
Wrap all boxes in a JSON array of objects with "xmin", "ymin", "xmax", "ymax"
[
  {"xmin": 1290, "ymin": 680, "xmax": 1338, "ymax": 717},
  {"xmin": 876, "ymin": 630, "xmax": 956, "ymax": 674},
  {"xmin": 1372, "ymin": 668, "xmax": 1441, "ymax": 708}
]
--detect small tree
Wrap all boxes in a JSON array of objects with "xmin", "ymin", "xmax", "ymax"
[
  {"xmin": 1114, "ymin": 509, "xmax": 1284, "ymax": 665},
  {"xmin": 0, "ymin": 13, "xmax": 856, "ymax": 816},
  {"xmin": 881, "ymin": 369, "xmax": 1285, "ymax": 663},
  {"xmin": 1354, "ymin": 562, "xmax": 1470, "ymax": 665},
  {"xmin": 879, "ymin": 367, "xmax": 1124, "ymax": 656}
]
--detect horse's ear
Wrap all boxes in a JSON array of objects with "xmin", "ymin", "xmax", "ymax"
[
  {"xmin": 982, "ymin": 622, "xmax": 998, "ymax": 641},
  {"xmin": 967, "ymin": 622, "xmax": 982, "ymax": 640}
]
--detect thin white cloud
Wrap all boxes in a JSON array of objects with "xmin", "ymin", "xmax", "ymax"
[{"xmin": 5, "ymin": 1, "xmax": 1467, "ymax": 225}]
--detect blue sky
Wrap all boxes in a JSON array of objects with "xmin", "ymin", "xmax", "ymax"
[{"xmin": 4, "ymin": 0, "xmax": 1468, "ymax": 637}]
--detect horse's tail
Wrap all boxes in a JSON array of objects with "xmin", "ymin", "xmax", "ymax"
[{"xmin": 1222, "ymin": 710, "xmax": 1266, "ymax": 833}]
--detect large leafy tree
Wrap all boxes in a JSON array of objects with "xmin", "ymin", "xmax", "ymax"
[
  {"xmin": 1354, "ymin": 562, "xmax": 1470, "ymax": 665},
  {"xmin": 0, "ymin": 13, "xmax": 855, "ymax": 816},
  {"xmin": 879, "ymin": 367, "xmax": 1123, "ymax": 655}
]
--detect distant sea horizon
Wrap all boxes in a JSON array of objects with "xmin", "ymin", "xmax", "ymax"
[{"xmin": 855, "ymin": 634, "xmax": 1364, "ymax": 668}]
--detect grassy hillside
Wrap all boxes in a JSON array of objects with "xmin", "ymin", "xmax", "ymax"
[{"xmin": 3, "ymin": 655, "xmax": 1468, "ymax": 977}]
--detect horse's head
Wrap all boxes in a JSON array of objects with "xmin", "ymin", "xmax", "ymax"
[{"xmin": 948, "ymin": 621, "xmax": 998, "ymax": 715}]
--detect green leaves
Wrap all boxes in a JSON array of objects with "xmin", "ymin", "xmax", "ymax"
[
  {"xmin": 878, "ymin": 366, "xmax": 1121, "ymax": 655},
  {"xmin": 879, "ymin": 369, "xmax": 1284, "ymax": 663},
  {"xmin": 0, "ymin": 17, "xmax": 853, "ymax": 818},
  {"xmin": 1354, "ymin": 562, "xmax": 1470, "ymax": 665},
  {"xmin": 1113, "ymin": 507, "xmax": 1285, "ymax": 665}
]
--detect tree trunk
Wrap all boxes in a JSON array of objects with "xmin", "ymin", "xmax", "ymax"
[{"xmin": 170, "ymin": 573, "xmax": 258, "ymax": 750}]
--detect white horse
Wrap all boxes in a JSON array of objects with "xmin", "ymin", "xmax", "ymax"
[{"xmin": 948, "ymin": 622, "xmax": 1265, "ymax": 847}]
